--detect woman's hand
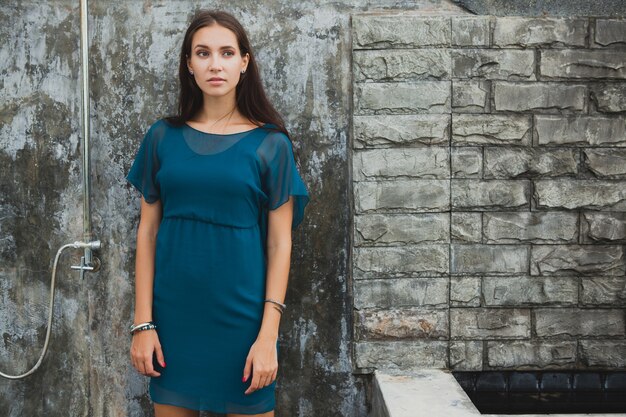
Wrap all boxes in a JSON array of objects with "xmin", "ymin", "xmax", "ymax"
[
  {"xmin": 130, "ymin": 330, "xmax": 166, "ymax": 377},
  {"xmin": 242, "ymin": 335, "xmax": 278, "ymax": 394}
]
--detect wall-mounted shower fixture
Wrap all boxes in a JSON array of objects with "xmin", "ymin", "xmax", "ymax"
[
  {"xmin": 1, "ymin": 0, "xmax": 101, "ymax": 379},
  {"xmin": 1, "ymin": 241, "xmax": 100, "ymax": 379}
]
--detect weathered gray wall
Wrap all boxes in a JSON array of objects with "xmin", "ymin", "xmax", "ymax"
[{"xmin": 352, "ymin": 14, "xmax": 626, "ymax": 373}]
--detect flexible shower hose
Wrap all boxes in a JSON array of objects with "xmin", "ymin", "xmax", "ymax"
[{"xmin": 0, "ymin": 240, "xmax": 99, "ymax": 379}]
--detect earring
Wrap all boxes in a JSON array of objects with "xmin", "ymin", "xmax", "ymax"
[
  {"xmin": 189, "ymin": 70, "xmax": 194, "ymax": 75},
  {"xmin": 241, "ymin": 70, "xmax": 245, "ymax": 74}
]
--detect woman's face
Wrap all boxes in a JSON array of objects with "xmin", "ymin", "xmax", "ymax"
[{"xmin": 186, "ymin": 24, "xmax": 249, "ymax": 99}]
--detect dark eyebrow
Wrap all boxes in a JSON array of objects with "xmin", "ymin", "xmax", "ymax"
[{"xmin": 194, "ymin": 44, "xmax": 236, "ymax": 50}]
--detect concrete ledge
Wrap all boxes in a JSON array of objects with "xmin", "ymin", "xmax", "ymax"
[{"xmin": 370, "ymin": 369, "xmax": 626, "ymax": 417}]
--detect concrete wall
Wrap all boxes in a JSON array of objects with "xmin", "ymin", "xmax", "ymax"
[{"xmin": 352, "ymin": 14, "xmax": 626, "ymax": 373}]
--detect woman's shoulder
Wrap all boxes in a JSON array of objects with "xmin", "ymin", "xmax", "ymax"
[
  {"xmin": 139, "ymin": 118, "xmax": 177, "ymax": 147},
  {"xmin": 154, "ymin": 117, "xmax": 178, "ymax": 130},
  {"xmin": 258, "ymin": 123, "xmax": 289, "ymax": 137},
  {"xmin": 151, "ymin": 117, "xmax": 186, "ymax": 135},
  {"xmin": 256, "ymin": 124, "xmax": 291, "ymax": 146},
  {"xmin": 255, "ymin": 126, "xmax": 295, "ymax": 164},
  {"xmin": 259, "ymin": 122, "xmax": 278, "ymax": 132}
]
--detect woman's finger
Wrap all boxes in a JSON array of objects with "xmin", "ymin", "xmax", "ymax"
[
  {"xmin": 144, "ymin": 355, "xmax": 160, "ymax": 377},
  {"xmin": 245, "ymin": 368, "xmax": 261, "ymax": 394},
  {"xmin": 137, "ymin": 357, "xmax": 146, "ymax": 375},
  {"xmin": 258, "ymin": 372, "xmax": 269, "ymax": 388},
  {"xmin": 155, "ymin": 344, "xmax": 166, "ymax": 368},
  {"xmin": 131, "ymin": 353, "xmax": 141, "ymax": 374},
  {"xmin": 242, "ymin": 355, "xmax": 252, "ymax": 384}
]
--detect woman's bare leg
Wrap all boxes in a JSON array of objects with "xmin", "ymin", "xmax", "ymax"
[
  {"xmin": 154, "ymin": 402, "xmax": 200, "ymax": 417},
  {"xmin": 227, "ymin": 411, "xmax": 274, "ymax": 417}
]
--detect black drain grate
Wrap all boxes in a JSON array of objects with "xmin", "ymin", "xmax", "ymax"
[{"xmin": 452, "ymin": 371, "xmax": 626, "ymax": 414}]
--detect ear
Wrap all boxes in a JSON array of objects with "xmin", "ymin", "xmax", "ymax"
[
  {"xmin": 242, "ymin": 52, "xmax": 250, "ymax": 70},
  {"xmin": 186, "ymin": 54, "xmax": 192, "ymax": 72}
]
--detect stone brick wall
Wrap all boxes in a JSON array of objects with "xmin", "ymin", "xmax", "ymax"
[{"xmin": 351, "ymin": 13, "xmax": 626, "ymax": 371}]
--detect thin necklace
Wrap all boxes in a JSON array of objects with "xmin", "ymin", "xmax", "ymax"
[{"xmin": 201, "ymin": 106, "xmax": 237, "ymax": 134}]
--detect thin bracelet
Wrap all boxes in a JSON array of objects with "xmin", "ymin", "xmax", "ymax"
[
  {"xmin": 264, "ymin": 298, "xmax": 286, "ymax": 312},
  {"xmin": 270, "ymin": 304, "xmax": 283, "ymax": 315}
]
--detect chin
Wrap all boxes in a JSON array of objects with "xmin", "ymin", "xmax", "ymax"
[{"xmin": 202, "ymin": 89, "xmax": 232, "ymax": 97}]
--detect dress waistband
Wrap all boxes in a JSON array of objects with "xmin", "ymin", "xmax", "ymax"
[{"xmin": 162, "ymin": 215, "xmax": 259, "ymax": 229}]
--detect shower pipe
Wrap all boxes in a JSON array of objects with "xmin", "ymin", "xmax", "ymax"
[{"xmin": 1, "ymin": 0, "xmax": 102, "ymax": 379}]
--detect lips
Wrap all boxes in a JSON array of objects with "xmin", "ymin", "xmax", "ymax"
[{"xmin": 208, "ymin": 77, "xmax": 225, "ymax": 81}]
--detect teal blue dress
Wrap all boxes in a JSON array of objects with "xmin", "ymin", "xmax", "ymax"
[{"xmin": 126, "ymin": 119, "xmax": 309, "ymax": 414}]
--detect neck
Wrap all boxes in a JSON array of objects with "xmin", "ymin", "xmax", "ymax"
[{"xmin": 195, "ymin": 90, "xmax": 239, "ymax": 123}]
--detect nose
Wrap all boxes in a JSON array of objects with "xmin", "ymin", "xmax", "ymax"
[{"xmin": 208, "ymin": 54, "xmax": 223, "ymax": 71}]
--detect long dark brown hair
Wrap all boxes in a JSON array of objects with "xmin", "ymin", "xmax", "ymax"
[{"xmin": 164, "ymin": 10, "xmax": 294, "ymax": 145}]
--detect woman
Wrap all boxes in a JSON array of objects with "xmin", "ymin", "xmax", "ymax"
[{"xmin": 126, "ymin": 9, "xmax": 310, "ymax": 417}]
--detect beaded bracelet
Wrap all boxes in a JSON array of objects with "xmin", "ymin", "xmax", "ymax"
[{"xmin": 129, "ymin": 321, "xmax": 157, "ymax": 335}]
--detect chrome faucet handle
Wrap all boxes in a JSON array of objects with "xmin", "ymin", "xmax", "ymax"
[
  {"xmin": 69, "ymin": 240, "xmax": 102, "ymax": 279},
  {"xmin": 71, "ymin": 256, "xmax": 95, "ymax": 280}
]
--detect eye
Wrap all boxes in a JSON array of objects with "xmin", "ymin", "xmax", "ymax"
[
  {"xmin": 224, "ymin": 51, "xmax": 235, "ymax": 56},
  {"xmin": 197, "ymin": 51, "xmax": 208, "ymax": 57}
]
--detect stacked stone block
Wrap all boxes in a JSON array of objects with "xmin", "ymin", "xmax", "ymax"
[{"xmin": 351, "ymin": 13, "xmax": 626, "ymax": 372}]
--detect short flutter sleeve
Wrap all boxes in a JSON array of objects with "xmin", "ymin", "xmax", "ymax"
[
  {"xmin": 257, "ymin": 131, "xmax": 310, "ymax": 230},
  {"xmin": 126, "ymin": 122, "xmax": 161, "ymax": 203}
]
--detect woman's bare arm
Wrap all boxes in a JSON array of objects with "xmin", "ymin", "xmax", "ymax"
[
  {"xmin": 257, "ymin": 196, "xmax": 294, "ymax": 341},
  {"xmin": 243, "ymin": 197, "xmax": 293, "ymax": 393},
  {"xmin": 133, "ymin": 197, "xmax": 162, "ymax": 324},
  {"xmin": 130, "ymin": 196, "xmax": 165, "ymax": 376}
]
